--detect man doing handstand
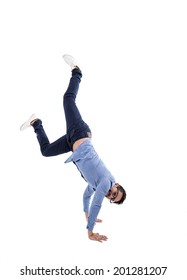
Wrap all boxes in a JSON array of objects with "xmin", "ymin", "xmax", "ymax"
[{"xmin": 20, "ymin": 54, "xmax": 126, "ymax": 242}]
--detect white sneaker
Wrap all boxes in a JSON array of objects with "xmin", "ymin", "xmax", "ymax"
[
  {"xmin": 20, "ymin": 114, "xmax": 37, "ymax": 131},
  {"xmin": 63, "ymin": 54, "xmax": 79, "ymax": 69}
]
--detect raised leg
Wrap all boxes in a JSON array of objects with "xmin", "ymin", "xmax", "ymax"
[
  {"xmin": 63, "ymin": 67, "xmax": 83, "ymax": 130},
  {"xmin": 63, "ymin": 67, "xmax": 92, "ymax": 147},
  {"xmin": 32, "ymin": 120, "xmax": 71, "ymax": 157}
]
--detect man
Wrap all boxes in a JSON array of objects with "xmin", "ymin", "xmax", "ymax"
[{"xmin": 20, "ymin": 54, "xmax": 126, "ymax": 242}]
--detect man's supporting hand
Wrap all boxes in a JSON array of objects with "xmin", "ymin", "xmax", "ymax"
[{"xmin": 88, "ymin": 230, "xmax": 108, "ymax": 242}]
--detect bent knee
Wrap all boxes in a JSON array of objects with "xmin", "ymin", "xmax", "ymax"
[
  {"xmin": 41, "ymin": 146, "xmax": 52, "ymax": 157},
  {"xmin": 41, "ymin": 151, "xmax": 50, "ymax": 157}
]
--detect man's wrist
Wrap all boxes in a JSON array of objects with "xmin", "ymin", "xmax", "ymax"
[{"xmin": 88, "ymin": 230, "xmax": 93, "ymax": 237}]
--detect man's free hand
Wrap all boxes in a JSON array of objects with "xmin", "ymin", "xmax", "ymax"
[
  {"xmin": 95, "ymin": 218, "xmax": 102, "ymax": 223},
  {"xmin": 88, "ymin": 230, "xmax": 108, "ymax": 242}
]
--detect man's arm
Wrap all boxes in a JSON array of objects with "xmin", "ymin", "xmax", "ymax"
[
  {"xmin": 86, "ymin": 178, "xmax": 110, "ymax": 242},
  {"xmin": 84, "ymin": 187, "xmax": 102, "ymax": 223},
  {"xmin": 85, "ymin": 211, "xmax": 102, "ymax": 223},
  {"xmin": 83, "ymin": 185, "xmax": 94, "ymax": 213}
]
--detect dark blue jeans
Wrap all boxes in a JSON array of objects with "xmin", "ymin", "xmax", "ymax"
[{"xmin": 32, "ymin": 68, "xmax": 92, "ymax": 157}]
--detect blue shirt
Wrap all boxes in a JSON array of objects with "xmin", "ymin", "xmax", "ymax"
[{"xmin": 65, "ymin": 139, "xmax": 115, "ymax": 231}]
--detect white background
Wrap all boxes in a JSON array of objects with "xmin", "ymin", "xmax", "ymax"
[{"xmin": 0, "ymin": 0, "xmax": 187, "ymax": 279}]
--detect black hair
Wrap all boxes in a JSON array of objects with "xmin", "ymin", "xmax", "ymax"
[{"xmin": 114, "ymin": 185, "xmax": 127, "ymax": 205}]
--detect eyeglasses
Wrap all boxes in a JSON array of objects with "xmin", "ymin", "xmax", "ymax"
[{"xmin": 109, "ymin": 187, "xmax": 120, "ymax": 203}]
